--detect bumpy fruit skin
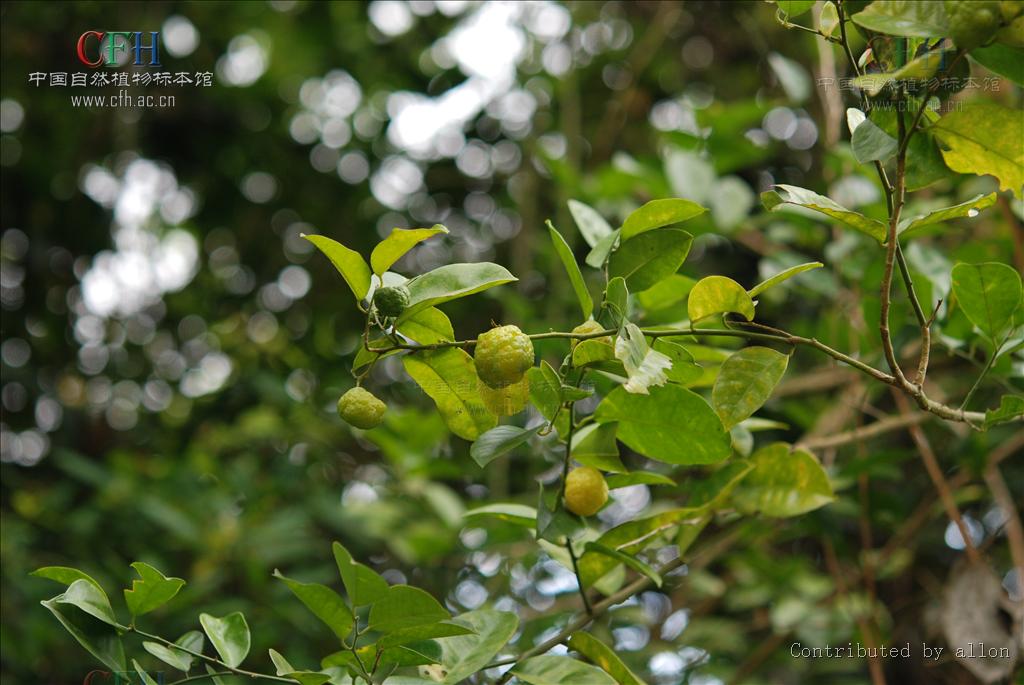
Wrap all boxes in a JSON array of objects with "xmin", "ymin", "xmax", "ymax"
[
  {"xmin": 478, "ymin": 376, "xmax": 530, "ymax": 416},
  {"xmin": 571, "ymin": 320, "xmax": 612, "ymax": 347},
  {"xmin": 337, "ymin": 387, "xmax": 386, "ymax": 429},
  {"xmin": 946, "ymin": 0, "xmax": 1003, "ymax": 49},
  {"xmin": 373, "ymin": 286, "xmax": 410, "ymax": 318},
  {"xmin": 474, "ymin": 325, "xmax": 534, "ymax": 389},
  {"xmin": 564, "ymin": 467, "xmax": 609, "ymax": 517}
]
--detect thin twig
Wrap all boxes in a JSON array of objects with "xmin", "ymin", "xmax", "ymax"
[
  {"xmin": 129, "ymin": 627, "xmax": 294, "ymax": 683},
  {"xmin": 797, "ymin": 411, "xmax": 930, "ymax": 450},
  {"xmin": 983, "ymin": 463, "xmax": 1024, "ymax": 588}
]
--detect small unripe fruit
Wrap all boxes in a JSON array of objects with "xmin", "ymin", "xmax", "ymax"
[
  {"xmin": 564, "ymin": 466, "xmax": 609, "ymax": 517},
  {"xmin": 571, "ymin": 320, "xmax": 612, "ymax": 347},
  {"xmin": 373, "ymin": 285, "xmax": 410, "ymax": 318},
  {"xmin": 337, "ymin": 387, "xmax": 386, "ymax": 429},
  {"xmin": 474, "ymin": 325, "xmax": 534, "ymax": 389},
  {"xmin": 478, "ymin": 376, "xmax": 530, "ymax": 416},
  {"xmin": 945, "ymin": 0, "xmax": 1003, "ymax": 49}
]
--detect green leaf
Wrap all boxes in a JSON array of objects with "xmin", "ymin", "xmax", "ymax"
[
  {"xmin": 931, "ymin": 102, "xmax": 1024, "ymax": 196},
  {"xmin": 595, "ymin": 385, "xmax": 731, "ymax": 465},
  {"xmin": 57, "ymin": 578, "xmax": 119, "ymax": 626},
  {"xmin": 332, "ymin": 542, "xmax": 390, "ymax": 607},
  {"xmin": 470, "ymin": 425, "xmax": 542, "ymax": 468},
  {"xmin": 403, "ymin": 348, "xmax": 496, "ymax": 441},
  {"xmin": 303, "ymin": 234, "xmax": 372, "ymax": 302},
  {"xmin": 583, "ymin": 542, "xmax": 662, "ymax": 587},
  {"xmin": 370, "ymin": 225, "xmax": 448, "ymax": 276},
  {"xmin": 601, "ymin": 277, "xmax": 630, "ymax": 327},
  {"xmin": 733, "ymin": 443, "xmax": 834, "ymax": 517},
  {"xmin": 851, "ymin": 1, "xmax": 949, "ymax": 37},
  {"xmin": 620, "ymin": 198, "xmax": 706, "ymax": 240},
  {"xmin": 124, "ymin": 562, "xmax": 185, "ymax": 618},
  {"xmin": 712, "ymin": 347, "xmax": 789, "ymax": 430},
  {"xmin": 605, "ymin": 472, "xmax": 676, "ymax": 489},
  {"xmin": 951, "ymin": 262, "xmax": 1023, "ymax": 341},
  {"xmin": 274, "ymin": 571, "xmax": 354, "ymax": 641},
  {"xmin": 379, "ymin": 621, "xmax": 475, "ymax": 649},
  {"xmin": 688, "ymin": 276, "xmax": 756, "ymax": 322},
  {"xmin": 776, "ymin": 0, "xmax": 815, "ymax": 18},
  {"xmin": 847, "ymin": 108, "xmax": 898, "ymax": 161},
  {"xmin": 608, "ymin": 228, "xmax": 693, "ymax": 292},
  {"xmin": 440, "ymin": 609, "xmax": 519, "ymax": 684},
  {"xmin": 527, "ymin": 362, "xmax": 569, "ymax": 437},
  {"xmin": 767, "ymin": 52, "xmax": 811, "ymax": 103},
  {"xmin": 851, "ymin": 50, "xmax": 952, "ymax": 96},
  {"xmin": 818, "ymin": 1, "xmax": 840, "ymax": 36},
  {"xmin": 31, "ymin": 566, "xmax": 104, "ymax": 590},
  {"xmin": 585, "ymin": 229, "xmax": 621, "ymax": 269},
  {"xmin": 637, "ymin": 274, "xmax": 695, "ymax": 311},
  {"xmin": 463, "ymin": 504, "xmax": 538, "ymax": 527},
  {"xmin": 399, "ymin": 263, "xmax": 517, "ymax": 322},
  {"xmin": 761, "ymin": 184, "xmax": 887, "ymax": 242},
  {"xmin": 512, "ymin": 655, "xmax": 617, "ymax": 685},
  {"xmin": 40, "ymin": 597, "xmax": 126, "ymax": 671},
  {"xmin": 572, "ymin": 339, "xmax": 617, "ymax": 367},
  {"xmin": 748, "ymin": 262, "xmax": 824, "ymax": 297},
  {"xmin": 614, "ymin": 323, "xmax": 672, "ymax": 394},
  {"xmin": 547, "ymin": 221, "xmax": 593, "ymax": 319},
  {"xmin": 143, "ymin": 631, "xmax": 203, "ymax": 672},
  {"xmin": 984, "ymin": 395, "xmax": 1024, "ymax": 428},
  {"xmin": 970, "ymin": 44, "xmax": 1024, "ymax": 86},
  {"xmin": 568, "ymin": 199, "xmax": 613, "ymax": 248},
  {"xmin": 199, "ymin": 612, "xmax": 251, "ymax": 668},
  {"xmin": 269, "ymin": 649, "xmax": 333, "ymax": 685},
  {"xmin": 686, "ymin": 461, "xmax": 755, "ymax": 509},
  {"xmin": 568, "ymin": 632, "xmax": 648, "ymax": 685},
  {"xmin": 898, "ymin": 193, "xmax": 998, "ymax": 238},
  {"xmin": 396, "ymin": 307, "xmax": 454, "ymax": 344},
  {"xmin": 652, "ymin": 339, "xmax": 703, "ymax": 385},
  {"xmin": 368, "ymin": 585, "xmax": 449, "ymax": 634},
  {"xmin": 571, "ymin": 422, "xmax": 627, "ymax": 473}
]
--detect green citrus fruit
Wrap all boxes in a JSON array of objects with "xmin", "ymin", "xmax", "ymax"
[
  {"xmin": 571, "ymin": 320, "xmax": 612, "ymax": 347},
  {"xmin": 564, "ymin": 466, "xmax": 609, "ymax": 517},
  {"xmin": 373, "ymin": 285, "xmax": 410, "ymax": 318},
  {"xmin": 946, "ymin": 0, "xmax": 1003, "ymax": 49},
  {"xmin": 474, "ymin": 325, "xmax": 534, "ymax": 389},
  {"xmin": 478, "ymin": 376, "xmax": 530, "ymax": 416},
  {"xmin": 337, "ymin": 387, "xmax": 386, "ymax": 429}
]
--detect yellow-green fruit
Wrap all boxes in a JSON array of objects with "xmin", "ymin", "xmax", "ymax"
[
  {"xmin": 997, "ymin": 14, "xmax": 1024, "ymax": 45},
  {"xmin": 571, "ymin": 320, "xmax": 612, "ymax": 347},
  {"xmin": 478, "ymin": 376, "xmax": 530, "ymax": 416},
  {"xmin": 337, "ymin": 387, "xmax": 386, "ymax": 429},
  {"xmin": 373, "ymin": 285, "xmax": 410, "ymax": 318},
  {"xmin": 564, "ymin": 466, "xmax": 609, "ymax": 517},
  {"xmin": 474, "ymin": 325, "xmax": 534, "ymax": 389},
  {"xmin": 946, "ymin": 0, "xmax": 1004, "ymax": 49}
]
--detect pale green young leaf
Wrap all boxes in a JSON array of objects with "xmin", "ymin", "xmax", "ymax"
[
  {"xmin": 396, "ymin": 306, "xmax": 455, "ymax": 344},
  {"xmin": 143, "ymin": 631, "xmax": 203, "ymax": 672},
  {"xmin": 747, "ymin": 261, "xmax": 824, "ymax": 297},
  {"xmin": 688, "ymin": 276, "xmax": 755, "ymax": 322},
  {"xmin": 585, "ymin": 229, "xmax": 621, "ymax": 269},
  {"xmin": 303, "ymin": 234, "xmax": 372, "ymax": 302},
  {"xmin": 712, "ymin": 347, "xmax": 789, "ymax": 429},
  {"xmin": 370, "ymin": 225, "xmax": 448, "ymax": 276},
  {"xmin": 547, "ymin": 221, "xmax": 593, "ymax": 319},
  {"xmin": 403, "ymin": 348, "xmax": 496, "ymax": 441},
  {"xmin": 608, "ymin": 228, "xmax": 693, "ymax": 292},
  {"xmin": 984, "ymin": 395, "xmax": 1024, "ymax": 428},
  {"xmin": 268, "ymin": 649, "xmax": 332, "ymax": 685},
  {"xmin": 463, "ymin": 504, "xmax": 538, "ymax": 527},
  {"xmin": 273, "ymin": 571, "xmax": 354, "ymax": 641},
  {"xmin": 57, "ymin": 579, "xmax": 119, "ymax": 627},
  {"xmin": 568, "ymin": 632, "xmax": 648, "ymax": 685},
  {"xmin": 594, "ymin": 385, "xmax": 731, "ymax": 465},
  {"xmin": 620, "ymin": 198, "xmax": 705, "ymax": 240},
  {"xmin": 761, "ymin": 184, "xmax": 887, "ymax": 242},
  {"xmin": 199, "ymin": 612, "xmax": 251, "ymax": 668},
  {"xmin": 124, "ymin": 561, "xmax": 185, "ymax": 618}
]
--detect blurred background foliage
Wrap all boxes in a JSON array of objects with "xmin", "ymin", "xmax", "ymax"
[{"xmin": 1, "ymin": 1, "xmax": 1021, "ymax": 683}]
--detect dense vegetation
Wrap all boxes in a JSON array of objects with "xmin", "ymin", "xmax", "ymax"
[{"xmin": 2, "ymin": 1, "xmax": 1022, "ymax": 684}]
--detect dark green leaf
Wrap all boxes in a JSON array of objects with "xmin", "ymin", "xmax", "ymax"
[
  {"xmin": 761, "ymin": 184, "xmax": 887, "ymax": 242},
  {"xmin": 57, "ymin": 579, "xmax": 119, "ymax": 627},
  {"xmin": 440, "ymin": 609, "xmax": 519, "ymax": 684},
  {"xmin": 585, "ymin": 229, "xmax": 621, "ymax": 269},
  {"xmin": 199, "ymin": 611, "xmax": 251, "ymax": 668},
  {"xmin": 268, "ymin": 649, "xmax": 332, "ymax": 685},
  {"xmin": 124, "ymin": 561, "xmax": 185, "ymax": 618},
  {"xmin": 984, "ymin": 395, "xmax": 1024, "ymax": 428},
  {"xmin": 568, "ymin": 632, "xmax": 648, "ymax": 685},
  {"xmin": 848, "ymin": 108, "xmax": 898, "ymax": 161},
  {"xmin": 733, "ymin": 443, "xmax": 834, "ymax": 517},
  {"xmin": 851, "ymin": 1, "xmax": 950, "ymax": 37},
  {"xmin": 368, "ymin": 585, "xmax": 449, "ymax": 633},
  {"xmin": 40, "ymin": 597, "xmax": 126, "ymax": 672},
  {"xmin": 470, "ymin": 425, "xmax": 542, "ymax": 468},
  {"xmin": 273, "ymin": 571, "xmax": 354, "ymax": 641},
  {"xmin": 303, "ymin": 234, "xmax": 372, "ymax": 302},
  {"xmin": 605, "ymin": 472, "xmax": 676, "ymax": 489},
  {"xmin": 970, "ymin": 44, "xmax": 1024, "ymax": 86},
  {"xmin": 547, "ymin": 221, "xmax": 593, "ymax": 319},
  {"xmin": 512, "ymin": 655, "xmax": 617, "ymax": 685},
  {"xmin": 571, "ymin": 422, "xmax": 627, "ymax": 473},
  {"xmin": 898, "ymin": 193, "xmax": 997, "ymax": 238},
  {"xmin": 608, "ymin": 228, "xmax": 693, "ymax": 292},
  {"xmin": 463, "ymin": 504, "xmax": 538, "ymax": 527},
  {"xmin": 400, "ymin": 263, "xmax": 517, "ymax": 321},
  {"xmin": 583, "ymin": 542, "xmax": 662, "ymax": 587},
  {"xmin": 951, "ymin": 262, "xmax": 1022, "ymax": 341},
  {"xmin": 332, "ymin": 541, "xmax": 390, "ymax": 608}
]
